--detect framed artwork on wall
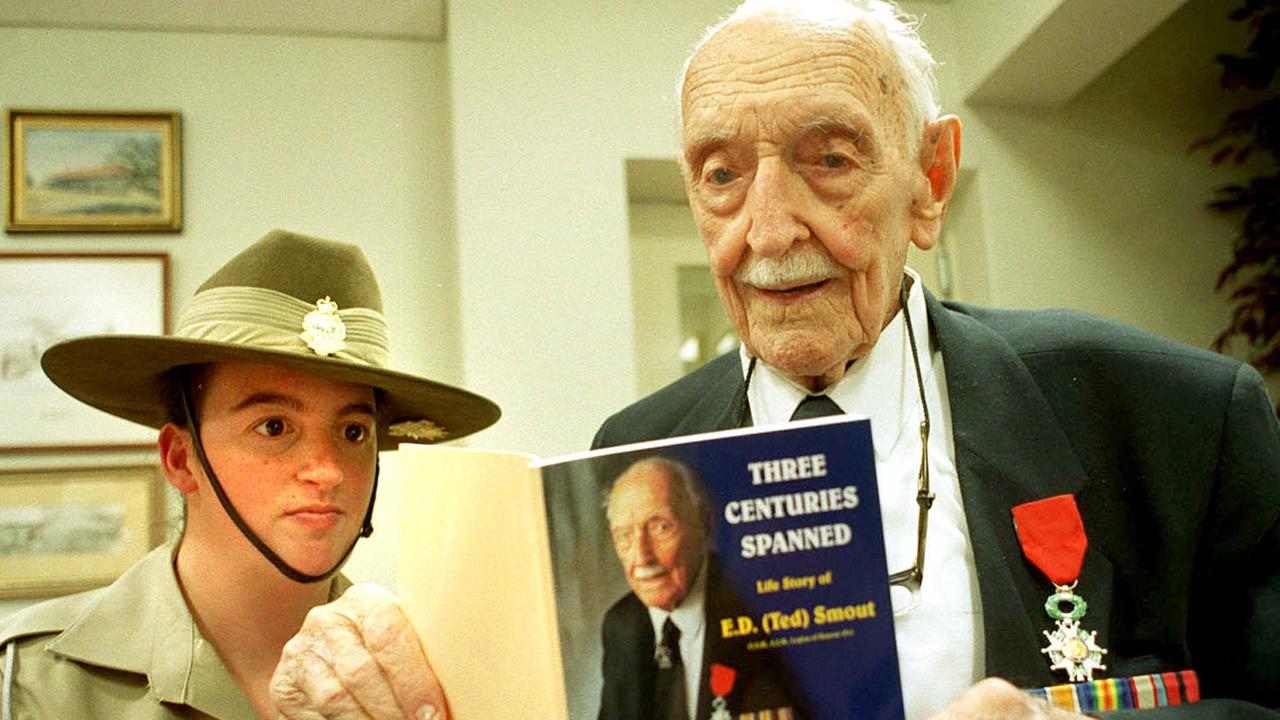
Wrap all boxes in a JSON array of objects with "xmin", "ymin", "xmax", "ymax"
[
  {"xmin": 0, "ymin": 465, "xmax": 165, "ymax": 598},
  {"xmin": 5, "ymin": 109, "xmax": 182, "ymax": 232},
  {"xmin": 0, "ymin": 253, "xmax": 169, "ymax": 452}
]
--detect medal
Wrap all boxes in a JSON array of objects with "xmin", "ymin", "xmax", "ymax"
[
  {"xmin": 709, "ymin": 663, "xmax": 736, "ymax": 720},
  {"xmin": 1040, "ymin": 582, "xmax": 1107, "ymax": 681},
  {"xmin": 654, "ymin": 643, "xmax": 675, "ymax": 671},
  {"xmin": 1012, "ymin": 494, "xmax": 1108, "ymax": 682}
]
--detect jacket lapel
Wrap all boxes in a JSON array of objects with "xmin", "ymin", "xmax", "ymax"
[
  {"xmin": 673, "ymin": 351, "xmax": 748, "ymax": 436},
  {"xmin": 927, "ymin": 293, "xmax": 1114, "ymax": 688}
]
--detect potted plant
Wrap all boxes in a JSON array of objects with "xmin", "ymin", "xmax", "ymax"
[{"xmin": 1192, "ymin": 0, "xmax": 1278, "ymax": 412}]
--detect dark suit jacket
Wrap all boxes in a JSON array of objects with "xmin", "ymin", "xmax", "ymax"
[
  {"xmin": 597, "ymin": 557, "xmax": 804, "ymax": 720},
  {"xmin": 594, "ymin": 292, "xmax": 1280, "ymax": 718}
]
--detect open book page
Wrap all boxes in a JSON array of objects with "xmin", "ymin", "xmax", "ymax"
[
  {"xmin": 398, "ymin": 416, "xmax": 902, "ymax": 720},
  {"xmin": 397, "ymin": 445, "xmax": 568, "ymax": 720}
]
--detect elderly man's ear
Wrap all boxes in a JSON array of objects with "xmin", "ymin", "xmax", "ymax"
[{"xmin": 910, "ymin": 115, "xmax": 962, "ymax": 251}]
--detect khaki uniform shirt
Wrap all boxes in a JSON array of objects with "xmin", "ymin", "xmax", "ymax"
[{"xmin": 0, "ymin": 543, "xmax": 350, "ymax": 719}]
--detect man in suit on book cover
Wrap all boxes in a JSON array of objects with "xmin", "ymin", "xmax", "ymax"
[
  {"xmin": 592, "ymin": 1, "xmax": 1280, "ymax": 718},
  {"xmin": 598, "ymin": 456, "xmax": 804, "ymax": 720}
]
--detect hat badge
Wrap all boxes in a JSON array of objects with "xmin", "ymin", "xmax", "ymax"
[
  {"xmin": 299, "ymin": 296, "xmax": 347, "ymax": 356},
  {"xmin": 387, "ymin": 418, "xmax": 449, "ymax": 442}
]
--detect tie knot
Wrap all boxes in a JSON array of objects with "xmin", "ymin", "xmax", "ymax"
[
  {"xmin": 790, "ymin": 394, "xmax": 843, "ymax": 420},
  {"xmin": 662, "ymin": 617, "xmax": 681, "ymax": 646},
  {"xmin": 655, "ymin": 617, "xmax": 683, "ymax": 670}
]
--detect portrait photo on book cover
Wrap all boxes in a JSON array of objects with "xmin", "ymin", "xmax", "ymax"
[{"xmin": 540, "ymin": 418, "xmax": 903, "ymax": 720}]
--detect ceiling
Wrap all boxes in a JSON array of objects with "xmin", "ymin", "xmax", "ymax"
[
  {"xmin": 0, "ymin": 1, "xmax": 964, "ymax": 42},
  {"xmin": 0, "ymin": 0, "xmax": 446, "ymax": 41},
  {"xmin": 0, "ymin": 1, "xmax": 966, "ymax": 42}
]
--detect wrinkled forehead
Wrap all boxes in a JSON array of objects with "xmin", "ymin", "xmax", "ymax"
[
  {"xmin": 608, "ymin": 467, "xmax": 680, "ymax": 522},
  {"xmin": 681, "ymin": 14, "xmax": 908, "ymax": 150}
]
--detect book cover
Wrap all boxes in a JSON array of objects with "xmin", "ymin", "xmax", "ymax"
[{"xmin": 397, "ymin": 416, "xmax": 902, "ymax": 720}]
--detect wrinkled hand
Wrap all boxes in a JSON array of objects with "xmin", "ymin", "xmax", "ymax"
[
  {"xmin": 930, "ymin": 678, "xmax": 1088, "ymax": 720},
  {"xmin": 271, "ymin": 584, "xmax": 448, "ymax": 720}
]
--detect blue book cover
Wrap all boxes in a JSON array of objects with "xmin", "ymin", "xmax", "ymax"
[{"xmin": 538, "ymin": 415, "xmax": 903, "ymax": 720}]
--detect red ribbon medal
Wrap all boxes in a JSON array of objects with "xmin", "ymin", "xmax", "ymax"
[
  {"xmin": 1012, "ymin": 494, "xmax": 1108, "ymax": 682},
  {"xmin": 709, "ymin": 664, "xmax": 736, "ymax": 720},
  {"xmin": 1012, "ymin": 494, "xmax": 1087, "ymax": 584}
]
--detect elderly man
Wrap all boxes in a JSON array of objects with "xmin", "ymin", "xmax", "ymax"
[
  {"xmin": 0, "ymin": 230, "xmax": 499, "ymax": 719},
  {"xmin": 599, "ymin": 456, "xmax": 802, "ymax": 720},
  {"xmin": 594, "ymin": 1, "xmax": 1280, "ymax": 719}
]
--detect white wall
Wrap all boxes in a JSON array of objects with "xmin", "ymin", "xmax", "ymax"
[
  {"xmin": 447, "ymin": 0, "xmax": 739, "ymax": 457},
  {"xmin": 628, "ymin": 202, "xmax": 711, "ymax": 398},
  {"xmin": 934, "ymin": 0, "xmax": 1247, "ymax": 354},
  {"xmin": 0, "ymin": 25, "xmax": 459, "ymax": 612}
]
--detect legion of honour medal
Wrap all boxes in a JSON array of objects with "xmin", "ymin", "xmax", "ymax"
[
  {"xmin": 709, "ymin": 663, "xmax": 736, "ymax": 720},
  {"xmin": 1012, "ymin": 494, "xmax": 1108, "ymax": 683}
]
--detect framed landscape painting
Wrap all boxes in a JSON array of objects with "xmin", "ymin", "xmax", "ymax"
[
  {"xmin": 0, "ymin": 253, "xmax": 169, "ymax": 451},
  {"xmin": 5, "ymin": 110, "xmax": 182, "ymax": 232},
  {"xmin": 0, "ymin": 465, "xmax": 165, "ymax": 597}
]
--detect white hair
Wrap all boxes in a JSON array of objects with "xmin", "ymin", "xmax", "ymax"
[
  {"xmin": 678, "ymin": 0, "xmax": 940, "ymax": 152},
  {"xmin": 605, "ymin": 456, "xmax": 714, "ymax": 540}
]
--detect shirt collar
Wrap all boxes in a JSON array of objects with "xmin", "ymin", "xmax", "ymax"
[
  {"xmin": 647, "ymin": 553, "xmax": 708, "ymax": 640},
  {"xmin": 741, "ymin": 268, "xmax": 935, "ymax": 461},
  {"xmin": 44, "ymin": 542, "xmax": 254, "ymax": 717},
  {"xmin": 44, "ymin": 542, "xmax": 352, "ymax": 718}
]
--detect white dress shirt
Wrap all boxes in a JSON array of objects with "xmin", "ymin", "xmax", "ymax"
[{"xmin": 741, "ymin": 270, "xmax": 985, "ymax": 719}]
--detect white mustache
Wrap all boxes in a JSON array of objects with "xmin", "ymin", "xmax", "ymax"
[
  {"xmin": 733, "ymin": 245, "xmax": 844, "ymax": 289},
  {"xmin": 632, "ymin": 565, "xmax": 668, "ymax": 580}
]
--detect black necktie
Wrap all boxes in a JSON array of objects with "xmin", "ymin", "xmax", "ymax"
[
  {"xmin": 790, "ymin": 394, "xmax": 843, "ymax": 420},
  {"xmin": 653, "ymin": 617, "xmax": 688, "ymax": 720}
]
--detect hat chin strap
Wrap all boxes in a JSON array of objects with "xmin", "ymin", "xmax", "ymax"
[{"xmin": 179, "ymin": 381, "xmax": 377, "ymax": 585}]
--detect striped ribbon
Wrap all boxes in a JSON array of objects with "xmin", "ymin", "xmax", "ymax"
[
  {"xmin": 736, "ymin": 709, "xmax": 796, "ymax": 720},
  {"xmin": 1030, "ymin": 670, "xmax": 1200, "ymax": 713},
  {"xmin": 734, "ymin": 672, "xmax": 1199, "ymax": 718}
]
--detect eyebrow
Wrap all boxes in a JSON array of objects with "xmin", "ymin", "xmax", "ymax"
[
  {"xmin": 230, "ymin": 393, "xmax": 376, "ymax": 418},
  {"xmin": 801, "ymin": 103, "xmax": 873, "ymax": 129},
  {"xmin": 610, "ymin": 507, "xmax": 681, "ymax": 526},
  {"xmin": 800, "ymin": 110, "xmax": 877, "ymax": 145},
  {"xmin": 682, "ymin": 129, "xmax": 733, "ymax": 169},
  {"xmin": 683, "ymin": 106, "xmax": 878, "ymax": 163}
]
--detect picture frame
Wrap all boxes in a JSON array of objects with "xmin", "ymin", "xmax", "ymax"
[
  {"xmin": 0, "ymin": 253, "xmax": 170, "ymax": 452},
  {"xmin": 5, "ymin": 109, "xmax": 182, "ymax": 232},
  {"xmin": 0, "ymin": 465, "xmax": 165, "ymax": 598}
]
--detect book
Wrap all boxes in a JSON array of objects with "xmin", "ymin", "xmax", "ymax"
[{"xmin": 396, "ymin": 415, "xmax": 903, "ymax": 720}]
